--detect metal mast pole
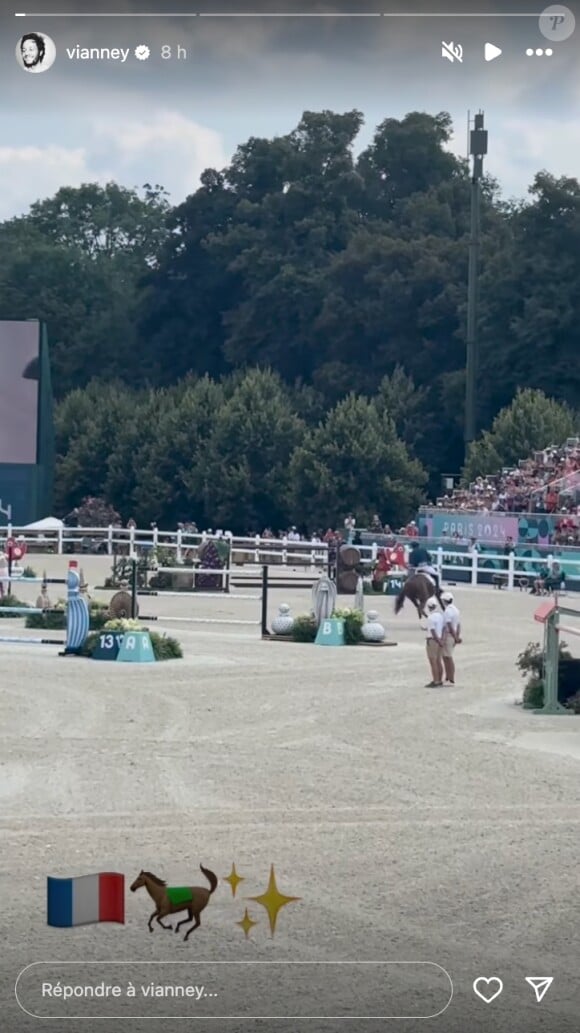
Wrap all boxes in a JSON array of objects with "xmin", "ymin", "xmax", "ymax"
[{"xmin": 464, "ymin": 111, "xmax": 488, "ymax": 454}]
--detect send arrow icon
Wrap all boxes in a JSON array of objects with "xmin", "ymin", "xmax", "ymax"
[{"xmin": 525, "ymin": 977, "xmax": 553, "ymax": 1003}]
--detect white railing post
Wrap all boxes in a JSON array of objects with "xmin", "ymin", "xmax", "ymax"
[
  {"xmin": 310, "ymin": 544, "xmax": 315, "ymax": 569},
  {"xmin": 436, "ymin": 546, "xmax": 443, "ymax": 581},
  {"xmin": 153, "ymin": 525, "xmax": 159, "ymax": 550},
  {"xmin": 281, "ymin": 536, "xmax": 288, "ymax": 566},
  {"xmin": 371, "ymin": 542, "xmax": 378, "ymax": 563},
  {"xmin": 507, "ymin": 550, "xmax": 515, "ymax": 590},
  {"xmin": 129, "ymin": 525, "xmax": 136, "ymax": 558},
  {"xmin": 176, "ymin": 528, "xmax": 183, "ymax": 564},
  {"xmin": 471, "ymin": 548, "xmax": 478, "ymax": 586},
  {"xmin": 57, "ymin": 525, "xmax": 63, "ymax": 554},
  {"xmin": 547, "ymin": 553, "xmax": 554, "ymax": 574},
  {"xmin": 107, "ymin": 524, "xmax": 113, "ymax": 556},
  {"xmin": 254, "ymin": 534, "xmax": 260, "ymax": 564}
]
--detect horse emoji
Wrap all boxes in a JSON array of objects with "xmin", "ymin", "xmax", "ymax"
[{"xmin": 130, "ymin": 865, "xmax": 218, "ymax": 941}]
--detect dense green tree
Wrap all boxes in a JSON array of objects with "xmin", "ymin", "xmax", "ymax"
[
  {"xmin": 136, "ymin": 170, "xmax": 241, "ymax": 384},
  {"xmin": 373, "ymin": 366, "xmax": 431, "ymax": 455},
  {"xmin": 130, "ymin": 377, "xmax": 227, "ymax": 527},
  {"xmin": 4, "ymin": 109, "xmax": 580, "ymax": 525},
  {"xmin": 104, "ymin": 389, "xmax": 171, "ymax": 522},
  {"xmin": 289, "ymin": 394, "xmax": 427, "ymax": 529},
  {"xmin": 23, "ymin": 182, "xmax": 170, "ymax": 261},
  {"xmin": 356, "ymin": 111, "xmax": 463, "ymax": 216},
  {"xmin": 188, "ymin": 369, "xmax": 306, "ymax": 530},
  {"xmin": 478, "ymin": 173, "xmax": 580, "ymax": 425},
  {"xmin": 462, "ymin": 389, "xmax": 578, "ymax": 483},
  {"xmin": 54, "ymin": 382, "xmax": 132, "ymax": 513},
  {"xmin": 0, "ymin": 183, "xmax": 170, "ymax": 396}
]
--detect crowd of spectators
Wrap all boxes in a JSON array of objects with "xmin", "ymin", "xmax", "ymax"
[
  {"xmin": 176, "ymin": 514, "xmax": 420, "ymax": 544},
  {"xmin": 435, "ymin": 438, "xmax": 580, "ymax": 520}
]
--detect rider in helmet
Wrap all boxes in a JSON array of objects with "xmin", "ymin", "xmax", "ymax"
[{"xmin": 408, "ymin": 540, "xmax": 441, "ymax": 596}]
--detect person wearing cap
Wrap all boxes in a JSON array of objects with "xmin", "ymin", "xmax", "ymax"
[
  {"xmin": 425, "ymin": 597, "xmax": 444, "ymax": 687},
  {"xmin": 441, "ymin": 592, "xmax": 462, "ymax": 684}
]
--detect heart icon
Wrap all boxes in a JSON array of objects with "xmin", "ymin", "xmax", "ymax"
[{"xmin": 473, "ymin": 977, "xmax": 503, "ymax": 1004}]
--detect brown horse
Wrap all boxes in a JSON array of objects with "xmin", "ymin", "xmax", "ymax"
[
  {"xmin": 130, "ymin": 865, "xmax": 218, "ymax": 941},
  {"xmin": 394, "ymin": 572, "xmax": 442, "ymax": 619}
]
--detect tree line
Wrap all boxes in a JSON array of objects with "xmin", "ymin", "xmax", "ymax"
[
  {"xmin": 54, "ymin": 370, "xmax": 427, "ymax": 531},
  {"xmin": 0, "ymin": 109, "xmax": 578, "ymax": 525}
]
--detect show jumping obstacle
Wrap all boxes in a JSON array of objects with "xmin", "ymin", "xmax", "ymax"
[
  {"xmin": 533, "ymin": 597, "xmax": 580, "ymax": 715},
  {"xmin": 145, "ymin": 564, "xmax": 327, "ymax": 594},
  {"xmin": 120, "ymin": 561, "xmax": 272, "ymax": 637},
  {"xmin": 0, "ymin": 562, "xmax": 89, "ymax": 653}
]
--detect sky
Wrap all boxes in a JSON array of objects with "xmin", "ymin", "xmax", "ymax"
[{"xmin": 0, "ymin": 0, "xmax": 579, "ymax": 220}]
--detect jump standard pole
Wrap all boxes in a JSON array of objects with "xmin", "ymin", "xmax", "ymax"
[{"xmin": 535, "ymin": 600, "xmax": 580, "ymax": 715}]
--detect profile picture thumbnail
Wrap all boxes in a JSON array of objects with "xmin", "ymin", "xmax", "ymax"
[{"xmin": 15, "ymin": 32, "xmax": 56, "ymax": 73}]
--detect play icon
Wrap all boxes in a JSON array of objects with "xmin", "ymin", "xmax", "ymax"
[
  {"xmin": 485, "ymin": 42, "xmax": 502, "ymax": 61},
  {"xmin": 525, "ymin": 976, "xmax": 553, "ymax": 1003}
]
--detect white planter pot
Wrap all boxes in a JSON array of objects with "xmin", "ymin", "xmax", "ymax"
[
  {"xmin": 271, "ymin": 603, "xmax": 294, "ymax": 636},
  {"xmin": 362, "ymin": 610, "xmax": 386, "ymax": 642}
]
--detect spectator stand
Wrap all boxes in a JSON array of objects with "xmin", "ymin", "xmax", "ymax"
[{"xmin": 432, "ymin": 436, "xmax": 580, "ymax": 518}]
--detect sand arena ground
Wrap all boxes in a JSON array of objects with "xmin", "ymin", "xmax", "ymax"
[{"xmin": 1, "ymin": 555, "xmax": 579, "ymax": 1033}]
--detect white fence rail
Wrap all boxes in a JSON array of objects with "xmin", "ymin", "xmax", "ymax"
[
  {"xmin": 0, "ymin": 526, "xmax": 578, "ymax": 589},
  {"xmin": 0, "ymin": 526, "xmax": 330, "ymax": 568},
  {"xmin": 356, "ymin": 543, "xmax": 576, "ymax": 589}
]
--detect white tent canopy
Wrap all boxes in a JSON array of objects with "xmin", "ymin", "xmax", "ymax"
[{"xmin": 22, "ymin": 516, "xmax": 64, "ymax": 530}]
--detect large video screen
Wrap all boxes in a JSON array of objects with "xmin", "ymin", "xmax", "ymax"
[{"xmin": 0, "ymin": 320, "xmax": 39, "ymax": 464}]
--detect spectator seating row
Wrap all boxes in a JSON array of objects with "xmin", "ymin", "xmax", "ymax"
[{"xmin": 435, "ymin": 437, "xmax": 580, "ymax": 527}]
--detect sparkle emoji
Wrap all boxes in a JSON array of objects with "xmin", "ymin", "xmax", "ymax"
[
  {"xmin": 224, "ymin": 863, "xmax": 244, "ymax": 898},
  {"xmin": 236, "ymin": 908, "xmax": 257, "ymax": 939},
  {"xmin": 247, "ymin": 865, "xmax": 300, "ymax": 936}
]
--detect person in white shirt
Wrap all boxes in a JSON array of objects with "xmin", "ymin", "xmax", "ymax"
[
  {"xmin": 441, "ymin": 591, "xmax": 462, "ymax": 685},
  {"xmin": 425, "ymin": 597, "xmax": 444, "ymax": 687},
  {"xmin": 0, "ymin": 550, "xmax": 7, "ymax": 598}
]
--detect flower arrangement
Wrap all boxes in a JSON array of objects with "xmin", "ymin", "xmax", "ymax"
[
  {"xmin": 289, "ymin": 606, "xmax": 364, "ymax": 644},
  {"xmin": 332, "ymin": 607, "xmax": 364, "ymax": 645},
  {"xmin": 103, "ymin": 617, "xmax": 142, "ymax": 633}
]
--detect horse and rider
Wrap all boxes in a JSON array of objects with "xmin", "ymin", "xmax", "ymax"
[{"xmin": 394, "ymin": 540, "xmax": 444, "ymax": 618}]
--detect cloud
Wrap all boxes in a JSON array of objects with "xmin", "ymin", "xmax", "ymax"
[
  {"xmin": 0, "ymin": 145, "xmax": 97, "ymax": 219},
  {"xmin": 490, "ymin": 116, "xmax": 580, "ymax": 200},
  {"xmin": 0, "ymin": 111, "xmax": 229, "ymax": 219},
  {"xmin": 96, "ymin": 110, "xmax": 227, "ymax": 172}
]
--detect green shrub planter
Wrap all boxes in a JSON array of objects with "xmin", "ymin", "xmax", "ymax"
[
  {"xmin": 333, "ymin": 608, "xmax": 364, "ymax": 645},
  {"xmin": 25, "ymin": 601, "xmax": 110, "ymax": 631},
  {"xmin": 291, "ymin": 615, "xmax": 317, "ymax": 642},
  {"xmin": 517, "ymin": 640, "xmax": 580, "ymax": 710},
  {"xmin": 0, "ymin": 595, "xmax": 31, "ymax": 618},
  {"xmin": 82, "ymin": 619, "xmax": 183, "ymax": 661},
  {"xmin": 289, "ymin": 609, "xmax": 364, "ymax": 645}
]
